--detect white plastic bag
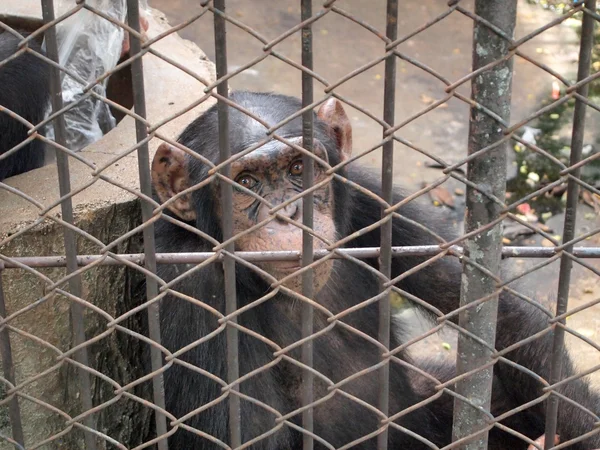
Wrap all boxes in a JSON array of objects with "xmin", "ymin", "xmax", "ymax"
[{"xmin": 44, "ymin": 0, "xmax": 127, "ymax": 151}]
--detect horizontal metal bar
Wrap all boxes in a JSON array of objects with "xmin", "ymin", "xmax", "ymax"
[{"xmin": 2, "ymin": 246, "xmax": 600, "ymax": 269}]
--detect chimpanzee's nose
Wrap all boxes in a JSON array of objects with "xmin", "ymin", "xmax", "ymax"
[{"xmin": 276, "ymin": 200, "xmax": 301, "ymax": 222}]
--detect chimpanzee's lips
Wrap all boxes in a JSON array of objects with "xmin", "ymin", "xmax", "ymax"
[{"xmin": 274, "ymin": 262, "xmax": 301, "ymax": 272}]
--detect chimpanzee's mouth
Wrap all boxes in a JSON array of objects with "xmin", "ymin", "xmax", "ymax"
[{"xmin": 274, "ymin": 263, "xmax": 301, "ymax": 272}]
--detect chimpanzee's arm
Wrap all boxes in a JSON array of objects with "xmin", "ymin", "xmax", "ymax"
[
  {"xmin": 345, "ymin": 167, "xmax": 462, "ymax": 315},
  {"xmin": 494, "ymin": 292, "xmax": 600, "ymax": 448},
  {"xmin": 346, "ymin": 170, "xmax": 600, "ymax": 447}
]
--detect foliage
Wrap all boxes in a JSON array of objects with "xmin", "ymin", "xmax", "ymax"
[{"xmin": 508, "ymin": 1, "xmax": 600, "ymax": 216}]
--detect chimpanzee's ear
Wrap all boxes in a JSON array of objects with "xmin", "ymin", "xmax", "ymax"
[
  {"xmin": 151, "ymin": 143, "xmax": 196, "ymax": 221},
  {"xmin": 316, "ymin": 98, "xmax": 352, "ymax": 162}
]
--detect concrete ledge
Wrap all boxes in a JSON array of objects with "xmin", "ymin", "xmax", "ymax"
[{"xmin": 0, "ymin": 5, "xmax": 216, "ymax": 448}]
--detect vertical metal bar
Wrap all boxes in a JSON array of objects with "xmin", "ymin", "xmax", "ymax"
[
  {"xmin": 300, "ymin": 0, "xmax": 314, "ymax": 448},
  {"xmin": 378, "ymin": 1, "xmax": 398, "ymax": 448},
  {"xmin": 0, "ymin": 270, "xmax": 24, "ymax": 449},
  {"xmin": 125, "ymin": 1, "xmax": 168, "ymax": 448},
  {"xmin": 213, "ymin": 1, "xmax": 241, "ymax": 447},
  {"xmin": 544, "ymin": 1, "xmax": 596, "ymax": 447},
  {"xmin": 40, "ymin": 2, "xmax": 97, "ymax": 449},
  {"xmin": 451, "ymin": 1, "xmax": 517, "ymax": 448}
]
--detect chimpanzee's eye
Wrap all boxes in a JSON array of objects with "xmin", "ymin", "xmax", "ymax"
[
  {"xmin": 235, "ymin": 174, "xmax": 258, "ymax": 189},
  {"xmin": 289, "ymin": 159, "xmax": 304, "ymax": 176}
]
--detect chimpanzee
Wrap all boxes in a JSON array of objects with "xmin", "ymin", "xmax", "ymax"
[
  {"xmin": 150, "ymin": 91, "xmax": 600, "ymax": 449},
  {"xmin": 0, "ymin": 31, "xmax": 50, "ymax": 181},
  {"xmin": 0, "ymin": 18, "xmax": 150, "ymax": 182}
]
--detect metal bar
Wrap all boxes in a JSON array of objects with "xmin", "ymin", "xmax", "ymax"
[
  {"xmin": 0, "ymin": 271, "xmax": 24, "ymax": 449},
  {"xmin": 544, "ymin": 1, "xmax": 596, "ymax": 448},
  {"xmin": 213, "ymin": 1, "xmax": 242, "ymax": 447},
  {"xmin": 378, "ymin": 1, "xmax": 398, "ymax": 448},
  {"xmin": 300, "ymin": 0, "xmax": 314, "ymax": 449},
  {"xmin": 451, "ymin": 1, "xmax": 517, "ymax": 448},
  {"xmin": 125, "ymin": 0, "xmax": 169, "ymax": 448},
  {"xmin": 39, "ymin": 2, "xmax": 97, "ymax": 448},
  {"xmin": 4, "ymin": 245, "xmax": 600, "ymax": 269}
]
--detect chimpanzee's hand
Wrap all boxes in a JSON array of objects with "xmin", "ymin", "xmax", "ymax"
[
  {"xmin": 527, "ymin": 434, "xmax": 559, "ymax": 450},
  {"xmin": 527, "ymin": 434, "xmax": 600, "ymax": 450},
  {"xmin": 120, "ymin": 14, "xmax": 150, "ymax": 58}
]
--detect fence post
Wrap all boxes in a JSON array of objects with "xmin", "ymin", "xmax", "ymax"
[
  {"xmin": 300, "ymin": 0, "xmax": 315, "ymax": 449},
  {"xmin": 451, "ymin": 1, "xmax": 517, "ymax": 448},
  {"xmin": 544, "ymin": 1, "xmax": 596, "ymax": 448},
  {"xmin": 378, "ymin": 0, "xmax": 399, "ymax": 448},
  {"xmin": 212, "ymin": 1, "xmax": 242, "ymax": 447},
  {"xmin": 0, "ymin": 269, "xmax": 24, "ymax": 450},
  {"xmin": 40, "ymin": 1, "xmax": 98, "ymax": 448},
  {"xmin": 125, "ymin": 0, "xmax": 169, "ymax": 447}
]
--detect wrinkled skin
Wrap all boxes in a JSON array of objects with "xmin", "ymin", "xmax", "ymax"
[
  {"xmin": 225, "ymin": 138, "xmax": 335, "ymax": 292},
  {"xmin": 153, "ymin": 103, "xmax": 348, "ymax": 295}
]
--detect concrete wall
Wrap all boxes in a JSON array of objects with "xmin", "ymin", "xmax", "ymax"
[{"xmin": 0, "ymin": 4, "xmax": 216, "ymax": 448}]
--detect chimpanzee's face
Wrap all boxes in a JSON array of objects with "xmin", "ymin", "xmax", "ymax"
[
  {"xmin": 221, "ymin": 137, "xmax": 336, "ymax": 294},
  {"xmin": 151, "ymin": 97, "xmax": 353, "ymax": 297}
]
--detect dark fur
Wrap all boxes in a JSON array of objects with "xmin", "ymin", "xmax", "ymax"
[
  {"xmin": 0, "ymin": 31, "xmax": 49, "ymax": 181},
  {"xmin": 154, "ymin": 91, "xmax": 600, "ymax": 449}
]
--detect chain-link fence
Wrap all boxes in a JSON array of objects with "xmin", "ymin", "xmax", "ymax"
[{"xmin": 1, "ymin": 0, "xmax": 600, "ymax": 448}]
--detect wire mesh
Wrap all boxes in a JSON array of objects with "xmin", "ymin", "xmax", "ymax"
[{"xmin": 0, "ymin": 0, "xmax": 599, "ymax": 449}]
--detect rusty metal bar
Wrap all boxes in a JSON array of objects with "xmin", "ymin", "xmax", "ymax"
[
  {"xmin": 213, "ymin": 0, "xmax": 242, "ymax": 447},
  {"xmin": 39, "ymin": 1, "xmax": 97, "ymax": 448},
  {"xmin": 4, "ymin": 245, "xmax": 600, "ymax": 270},
  {"xmin": 0, "ymin": 271, "xmax": 24, "ymax": 449},
  {"xmin": 451, "ymin": 1, "xmax": 517, "ymax": 448},
  {"xmin": 300, "ymin": 0, "xmax": 315, "ymax": 448},
  {"xmin": 378, "ymin": 0, "xmax": 399, "ymax": 448},
  {"xmin": 125, "ymin": 0, "xmax": 169, "ymax": 447},
  {"xmin": 544, "ymin": 1, "xmax": 596, "ymax": 448}
]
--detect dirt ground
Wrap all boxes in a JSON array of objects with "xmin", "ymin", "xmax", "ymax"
[{"xmin": 146, "ymin": 0, "xmax": 600, "ymax": 386}]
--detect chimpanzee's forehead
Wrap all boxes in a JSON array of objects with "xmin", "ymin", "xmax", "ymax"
[
  {"xmin": 235, "ymin": 137, "xmax": 328, "ymax": 164},
  {"xmin": 183, "ymin": 91, "xmax": 336, "ymax": 167},
  {"xmin": 229, "ymin": 110, "xmax": 304, "ymax": 152},
  {"xmin": 227, "ymin": 91, "xmax": 333, "ymax": 152},
  {"xmin": 240, "ymin": 138, "xmax": 296, "ymax": 158},
  {"xmin": 230, "ymin": 91, "xmax": 304, "ymax": 125}
]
